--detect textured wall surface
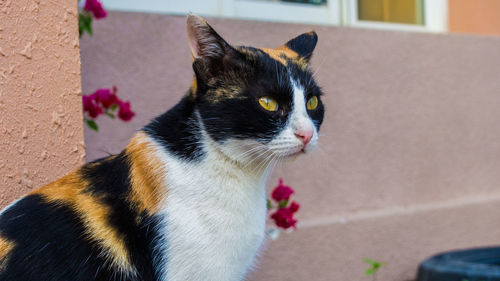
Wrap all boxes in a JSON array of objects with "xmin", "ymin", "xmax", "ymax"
[
  {"xmin": 81, "ymin": 12, "xmax": 500, "ymax": 281},
  {"xmin": 0, "ymin": 0, "xmax": 84, "ymax": 207},
  {"xmin": 449, "ymin": 0, "xmax": 500, "ymax": 36}
]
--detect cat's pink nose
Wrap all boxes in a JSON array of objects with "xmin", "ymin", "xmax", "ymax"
[{"xmin": 295, "ymin": 129, "xmax": 313, "ymax": 145}]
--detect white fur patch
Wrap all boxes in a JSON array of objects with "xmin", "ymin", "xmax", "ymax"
[{"xmin": 149, "ymin": 131, "xmax": 269, "ymax": 281}]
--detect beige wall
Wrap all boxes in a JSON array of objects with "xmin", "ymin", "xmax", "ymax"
[
  {"xmin": 0, "ymin": 0, "xmax": 84, "ymax": 207},
  {"xmin": 81, "ymin": 13, "xmax": 500, "ymax": 281},
  {"xmin": 449, "ymin": 0, "xmax": 500, "ymax": 36}
]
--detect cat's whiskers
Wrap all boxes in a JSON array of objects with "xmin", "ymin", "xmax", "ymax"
[
  {"xmin": 252, "ymin": 150, "xmax": 279, "ymax": 174},
  {"xmin": 249, "ymin": 155, "xmax": 267, "ymax": 174},
  {"xmin": 232, "ymin": 145, "xmax": 266, "ymax": 162},
  {"xmin": 242, "ymin": 149, "xmax": 269, "ymax": 170},
  {"xmin": 266, "ymin": 151, "xmax": 280, "ymax": 174},
  {"xmin": 242, "ymin": 148, "xmax": 269, "ymax": 170},
  {"xmin": 269, "ymin": 151, "xmax": 284, "ymax": 171}
]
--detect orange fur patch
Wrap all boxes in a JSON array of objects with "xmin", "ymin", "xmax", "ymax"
[
  {"xmin": 260, "ymin": 45, "xmax": 310, "ymax": 71},
  {"xmin": 190, "ymin": 76, "xmax": 198, "ymax": 99},
  {"xmin": 31, "ymin": 173, "xmax": 135, "ymax": 274},
  {"xmin": 125, "ymin": 132, "xmax": 167, "ymax": 216},
  {"xmin": 0, "ymin": 236, "xmax": 14, "ymax": 271},
  {"xmin": 260, "ymin": 46, "xmax": 299, "ymax": 65}
]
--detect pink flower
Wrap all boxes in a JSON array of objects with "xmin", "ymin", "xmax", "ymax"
[
  {"xmin": 288, "ymin": 201, "xmax": 300, "ymax": 213},
  {"xmin": 270, "ymin": 201, "xmax": 300, "ymax": 229},
  {"xmin": 118, "ymin": 101, "xmax": 135, "ymax": 122},
  {"xmin": 271, "ymin": 178, "xmax": 294, "ymax": 202},
  {"xmin": 84, "ymin": 0, "xmax": 107, "ymax": 19},
  {"xmin": 82, "ymin": 94, "xmax": 102, "ymax": 118},
  {"xmin": 93, "ymin": 87, "xmax": 119, "ymax": 109}
]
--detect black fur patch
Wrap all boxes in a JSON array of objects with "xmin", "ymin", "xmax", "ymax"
[
  {"xmin": 80, "ymin": 154, "xmax": 164, "ymax": 280},
  {"xmin": 0, "ymin": 156, "xmax": 165, "ymax": 281},
  {"xmin": 0, "ymin": 195, "xmax": 128, "ymax": 281},
  {"xmin": 144, "ymin": 96, "xmax": 204, "ymax": 161}
]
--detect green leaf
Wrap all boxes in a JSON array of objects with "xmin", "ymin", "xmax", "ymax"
[
  {"xmin": 363, "ymin": 258, "xmax": 385, "ymax": 276},
  {"xmin": 110, "ymin": 104, "xmax": 119, "ymax": 111},
  {"xmin": 86, "ymin": 119, "xmax": 99, "ymax": 132},
  {"xmin": 266, "ymin": 199, "xmax": 272, "ymax": 210},
  {"xmin": 278, "ymin": 199, "xmax": 288, "ymax": 208},
  {"xmin": 365, "ymin": 268, "xmax": 374, "ymax": 275},
  {"xmin": 364, "ymin": 258, "xmax": 375, "ymax": 265},
  {"xmin": 78, "ymin": 12, "xmax": 93, "ymax": 38},
  {"xmin": 105, "ymin": 112, "xmax": 115, "ymax": 119}
]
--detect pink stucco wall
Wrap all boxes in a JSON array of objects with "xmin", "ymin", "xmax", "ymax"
[
  {"xmin": 0, "ymin": 0, "xmax": 84, "ymax": 207},
  {"xmin": 81, "ymin": 12, "xmax": 500, "ymax": 281}
]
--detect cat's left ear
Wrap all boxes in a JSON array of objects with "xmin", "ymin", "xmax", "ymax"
[{"xmin": 282, "ymin": 31, "xmax": 318, "ymax": 62}]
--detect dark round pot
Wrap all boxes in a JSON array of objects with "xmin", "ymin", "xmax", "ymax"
[{"xmin": 417, "ymin": 247, "xmax": 500, "ymax": 281}]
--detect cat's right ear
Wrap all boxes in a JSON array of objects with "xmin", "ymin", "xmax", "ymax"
[
  {"xmin": 187, "ymin": 15, "xmax": 238, "ymax": 83},
  {"xmin": 186, "ymin": 14, "xmax": 231, "ymax": 61}
]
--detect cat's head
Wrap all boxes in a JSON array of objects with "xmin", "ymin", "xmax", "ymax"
[{"xmin": 187, "ymin": 15, "xmax": 324, "ymax": 166}]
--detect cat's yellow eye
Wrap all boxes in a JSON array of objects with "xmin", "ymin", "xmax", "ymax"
[
  {"xmin": 259, "ymin": 96, "xmax": 278, "ymax": 112},
  {"xmin": 306, "ymin": 96, "xmax": 318, "ymax": 110}
]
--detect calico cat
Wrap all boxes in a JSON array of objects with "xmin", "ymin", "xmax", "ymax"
[{"xmin": 0, "ymin": 15, "xmax": 324, "ymax": 281}]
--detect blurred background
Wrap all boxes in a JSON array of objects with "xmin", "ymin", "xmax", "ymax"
[
  {"xmin": 1, "ymin": 0, "xmax": 500, "ymax": 280},
  {"xmin": 79, "ymin": 1, "xmax": 500, "ymax": 280}
]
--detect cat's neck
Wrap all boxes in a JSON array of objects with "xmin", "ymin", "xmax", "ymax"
[
  {"xmin": 136, "ymin": 124, "xmax": 270, "ymax": 213},
  {"xmin": 143, "ymin": 95, "xmax": 204, "ymax": 162}
]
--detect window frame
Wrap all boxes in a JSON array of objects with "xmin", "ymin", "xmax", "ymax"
[
  {"xmin": 227, "ymin": 0, "xmax": 341, "ymax": 25},
  {"xmin": 101, "ymin": 0, "xmax": 221, "ymax": 16},
  {"xmin": 102, "ymin": 0, "xmax": 447, "ymax": 32},
  {"xmin": 103, "ymin": 0, "xmax": 340, "ymax": 25},
  {"xmin": 342, "ymin": 0, "xmax": 448, "ymax": 32}
]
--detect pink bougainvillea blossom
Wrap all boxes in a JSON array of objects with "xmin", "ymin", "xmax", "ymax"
[
  {"xmin": 268, "ymin": 178, "xmax": 300, "ymax": 230},
  {"xmin": 270, "ymin": 201, "xmax": 300, "ymax": 229},
  {"xmin": 288, "ymin": 201, "xmax": 300, "ymax": 213},
  {"xmin": 118, "ymin": 101, "xmax": 135, "ymax": 122},
  {"xmin": 93, "ymin": 87, "xmax": 119, "ymax": 109},
  {"xmin": 82, "ymin": 94, "xmax": 102, "ymax": 118},
  {"xmin": 84, "ymin": 0, "xmax": 107, "ymax": 19},
  {"xmin": 271, "ymin": 178, "xmax": 294, "ymax": 202},
  {"xmin": 82, "ymin": 86, "xmax": 135, "ymax": 131}
]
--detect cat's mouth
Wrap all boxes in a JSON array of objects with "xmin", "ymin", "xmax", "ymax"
[
  {"xmin": 282, "ymin": 142, "xmax": 318, "ymax": 158},
  {"xmin": 283, "ymin": 148, "xmax": 306, "ymax": 158}
]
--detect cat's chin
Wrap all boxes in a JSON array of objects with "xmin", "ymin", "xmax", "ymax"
[
  {"xmin": 281, "ymin": 149, "xmax": 306, "ymax": 161},
  {"xmin": 281, "ymin": 145, "xmax": 318, "ymax": 161}
]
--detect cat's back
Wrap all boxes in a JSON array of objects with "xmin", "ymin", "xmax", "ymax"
[{"xmin": 0, "ymin": 147, "xmax": 163, "ymax": 281}]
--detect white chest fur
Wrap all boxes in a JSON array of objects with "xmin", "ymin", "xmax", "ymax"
[{"xmin": 152, "ymin": 139, "xmax": 269, "ymax": 281}]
